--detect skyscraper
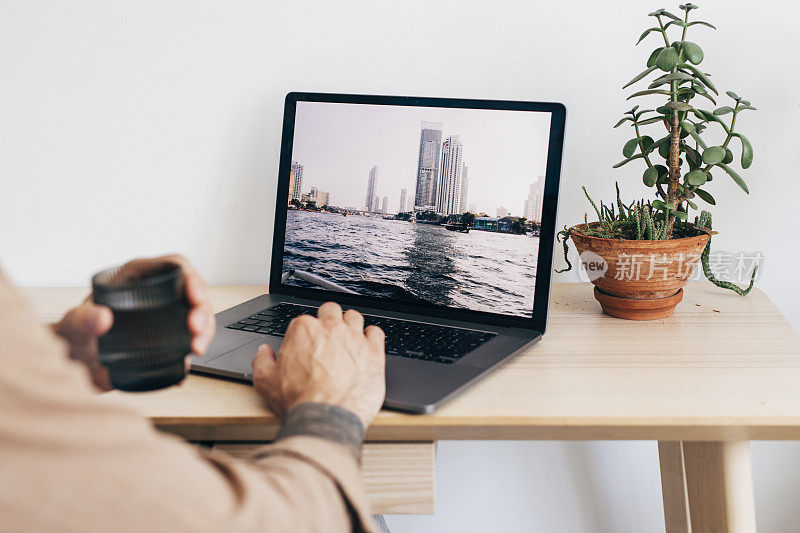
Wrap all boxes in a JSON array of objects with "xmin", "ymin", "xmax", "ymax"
[
  {"xmin": 381, "ymin": 196, "xmax": 388, "ymax": 214},
  {"xmin": 365, "ymin": 166, "xmax": 379, "ymax": 212},
  {"xmin": 290, "ymin": 161, "xmax": 303, "ymax": 200},
  {"xmin": 523, "ymin": 175, "xmax": 545, "ymax": 223},
  {"xmin": 373, "ymin": 195, "xmax": 379, "ymax": 214},
  {"xmin": 399, "ymin": 187, "xmax": 407, "ymax": 213},
  {"xmin": 287, "ymin": 170, "xmax": 295, "ymax": 205},
  {"xmin": 458, "ymin": 164, "xmax": 469, "ymax": 214},
  {"xmin": 496, "ymin": 206, "xmax": 508, "ymax": 218},
  {"xmin": 309, "ymin": 187, "xmax": 330, "ymax": 207},
  {"xmin": 414, "ymin": 122, "xmax": 443, "ymax": 209},
  {"xmin": 436, "ymin": 135, "xmax": 464, "ymax": 216}
]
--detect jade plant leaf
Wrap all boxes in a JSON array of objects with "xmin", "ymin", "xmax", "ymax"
[
  {"xmin": 702, "ymin": 146, "xmax": 726, "ymax": 165},
  {"xmin": 645, "ymin": 135, "xmax": 670, "ymax": 155},
  {"xmin": 652, "ymin": 199, "xmax": 669, "ymax": 211},
  {"xmin": 658, "ymin": 140, "xmax": 670, "ymax": 158},
  {"xmin": 665, "ymin": 101, "xmax": 692, "ymax": 111},
  {"xmin": 689, "ymin": 130, "xmax": 708, "ymax": 149},
  {"xmin": 647, "ymin": 47, "xmax": 665, "ymax": 68},
  {"xmin": 664, "ymin": 20, "xmax": 687, "ymax": 30},
  {"xmin": 623, "ymin": 65, "xmax": 659, "ymax": 89},
  {"xmin": 723, "ymin": 148, "xmax": 734, "ymax": 164},
  {"xmin": 732, "ymin": 133, "xmax": 754, "ymax": 168},
  {"xmin": 687, "ymin": 20, "xmax": 717, "ymax": 29},
  {"xmin": 612, "ymin": 153, "xmax": 645, "ymax": 168},
  {"xmin": 680, "ymin": 63, "xmax": 718, "ymax": 94},
  {"xmin": 643, "ymin": 167, "xmax": 658, "ymax": 187},
  {"xmin": 627, "ymin": 89, "xmax": 672, "ymax": 100},
  {"xmin": 623, "ymin": 138, "xmax": 640, "ymax": 158},
  {"xmin": 694, "ymin": 188, "xmax": 716, "ymax": 205},
  {"xmin": 638, "ymin": 116, "xmax": 665, "ymax": 125},
  {"xmin": 692, "ymin": 109, "xmax": 731, "ymax": 133},
  {"xmin": 681, "ymin": 41, "xmax": 704, "ymax": 64},
  {"xmin": 719, "ymin": 163, "xmax": 750, "ymax": 193},
  {"xmin": 656, "ymin": 47, "xmax": 679, "ymax": 71},
  {"xmin": 637, "ymin": 27, "xmax": 661, "ymax": 44},
  {"xmin": 685, "ymin": 169, "xmax": 708, "ymax": 186},
  {"xmin": 713, "ymin": 106, "xmax": 734, "ymax": 115}
]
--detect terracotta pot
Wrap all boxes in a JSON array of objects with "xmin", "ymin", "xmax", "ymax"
[{"xmin": 569, "ymin": 223, "xmax": 710, "ymax": 320}]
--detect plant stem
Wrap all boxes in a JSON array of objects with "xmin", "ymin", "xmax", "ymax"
[
  {"xmin": 681, "ymin": 9, "xmax": 689, "ymax": 42},
  {"xmin": 666, "ymin": 113, "xmax": 680, "ymax": 237},
  {"xmin": 656, "ymin": 15, "xmax": 670, "ymax": 46},
  {"xmin": 633, "ymin": 120, "xmax": 655, "ymax": 169}
]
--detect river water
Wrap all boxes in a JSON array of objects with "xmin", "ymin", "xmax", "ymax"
[{"xmin": 283, "ymin": 210, "xmax": 539, "ymax": 317}]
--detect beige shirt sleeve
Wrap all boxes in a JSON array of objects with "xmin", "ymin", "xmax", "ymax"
[{"xmin": 0, "ymin": 275, "xmax": 378, "ymax": 533}]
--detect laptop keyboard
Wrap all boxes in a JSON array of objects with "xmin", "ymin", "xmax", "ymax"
[{"xmin": 225, "ymin": 303, "xmax": 496, "ymax": 364}]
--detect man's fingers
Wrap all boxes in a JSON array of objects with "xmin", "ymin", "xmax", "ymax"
[
  {"xmin": 252, "ymin": 344, "xmax": 282, "ymax": 415},
  {"xmin": 188, "ymin": 307, "xmax": 208, "ymax": 332},
  {"xmin": 317, "ymin": 301, "xmax": 343, "ymax": 321},
  {"xmin": 191, "ymin": 313, "xmax": 216, "ymax": 355},
  {"xmin": 252, "ymin": 344, "xmax": 278, "ymax": 373},
  {"xmin": 343, "ymin": 308, "xmax": 364, "ymax": 330},
  {"xmin": 57, "ymin": 302, "xmax": 113, "ymax": 341},
  {"xmin": 364, "ymin": 325, "xmax": 386, "ymax": 351},
  {"xmin": 121, "ymin": 255, "xmax": 214, "ymax": 355}
]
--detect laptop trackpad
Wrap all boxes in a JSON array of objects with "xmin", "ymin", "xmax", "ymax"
[{"xmin": 203, "ymin": 337, "xmax": 283, "ymax": 380}]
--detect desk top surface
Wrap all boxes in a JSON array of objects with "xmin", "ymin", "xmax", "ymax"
[{"xmin": 23, "ymin": 283, "xmax": 800, "ymax": 441}]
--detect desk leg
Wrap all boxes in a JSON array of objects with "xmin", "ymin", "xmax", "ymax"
[
  {"xmin": 659, "ymin": 441, "xmax": 691, "ymax": 533},
  {"xmin": 659, "ymin": 440, "xmax": 756, "ymax": 533}
]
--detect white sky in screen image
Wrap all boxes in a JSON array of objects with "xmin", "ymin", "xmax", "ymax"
[{"xmin": 290, "ymin": 101, "xmax": 551, "ymax": 215}]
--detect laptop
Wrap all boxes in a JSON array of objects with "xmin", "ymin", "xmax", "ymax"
[{"xmin": 191, "ymin": 92, "xmax": 566, "ymax": 413}]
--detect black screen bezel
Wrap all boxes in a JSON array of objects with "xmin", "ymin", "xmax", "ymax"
[{"xmin": 269, "ymin": 92, "xmax": 565, "ymax": 332}]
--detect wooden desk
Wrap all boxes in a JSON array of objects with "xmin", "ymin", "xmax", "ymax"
[{"xmin": 24, "ymin": 283, "xmax": 800, "ymax": 532}]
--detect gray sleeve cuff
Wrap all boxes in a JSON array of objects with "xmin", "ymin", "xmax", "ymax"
[{"xmin": 276, "ymin": 403, "xmax": 365, "ymax": 461}]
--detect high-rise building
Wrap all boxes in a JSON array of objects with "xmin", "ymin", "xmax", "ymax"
[
  {"xmin": 381, "ymin": 196, "xmax": 388, "ymax": 214},
  {"xmin": 290, "ymin": 161, "xmax": 303, "ymax": 200},
  {"xmin": 309, "ymin": 187, "xmax": 330, "ymax": 207},
  {"xmin": 373, "ymin": 195, "xmax": 379, "ymax": 214},
  {"xmin": 399, "ymin": 187, "xmax": 407, "ymax": 213},
  {"xmin": 365, "ymin": 166, "xmax": 379, "ymax": 212},
  {"xmin": 414, "ymin": 122, "xmax": 443, "ymax": 209},
  {"xmin": 458, "ymin": 164, "xmax": 469, "ymax": 214},
  {"xmin": 436, "ymin": 135, "xmax": 464, "ymax": 215},
  {"xmin": 523, "ymin": 175, "xmax": 545, "ymax": 223},
  {"xmin": 496, "ymin": 206, "xmax": 508, "ymax": 218},
  {"xmin": 287, "ymin": 170, "xmax": 295, "ymax": 204}
]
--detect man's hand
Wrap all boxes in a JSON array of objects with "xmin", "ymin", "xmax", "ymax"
[
  {"xmin": 252, "ymin": 302, "xmax": 386, "ymax": 429},
  {"xmin": 52, "ymin": 255, "xmax": 215, "ymax": 391}
]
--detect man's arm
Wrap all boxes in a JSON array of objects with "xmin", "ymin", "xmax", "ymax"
[{"xmin": 0, "ymin": 265, "xmax": 383, "ymax": 532}]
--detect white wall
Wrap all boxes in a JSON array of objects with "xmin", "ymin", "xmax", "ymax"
[{"xmin": 1, "ymin": 1, "xmax": 798, "ymax": 531}]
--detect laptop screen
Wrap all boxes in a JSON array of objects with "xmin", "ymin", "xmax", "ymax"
[{"xmin": 280, "ymin": 99, "xmax": 556, "ymax": 319}]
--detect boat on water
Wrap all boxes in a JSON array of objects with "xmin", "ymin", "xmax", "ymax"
[{"xmin": 445, "ymin": 223, "xmax": 470, "ymax": 233}]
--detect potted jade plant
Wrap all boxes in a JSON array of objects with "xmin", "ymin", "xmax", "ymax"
[{"xmin": 557, "ymin": 3, "xmax": 757, "ymax": 320}]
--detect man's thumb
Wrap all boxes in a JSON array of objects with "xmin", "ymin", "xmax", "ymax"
[{"xmin": 252, "ymin": 344, "xmax": 277, "ymax": 379}]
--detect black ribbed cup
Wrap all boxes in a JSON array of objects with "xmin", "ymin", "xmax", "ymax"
[{"xmin": 92, "ymin": 263, "xmax": 191, "ymax": 392}]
